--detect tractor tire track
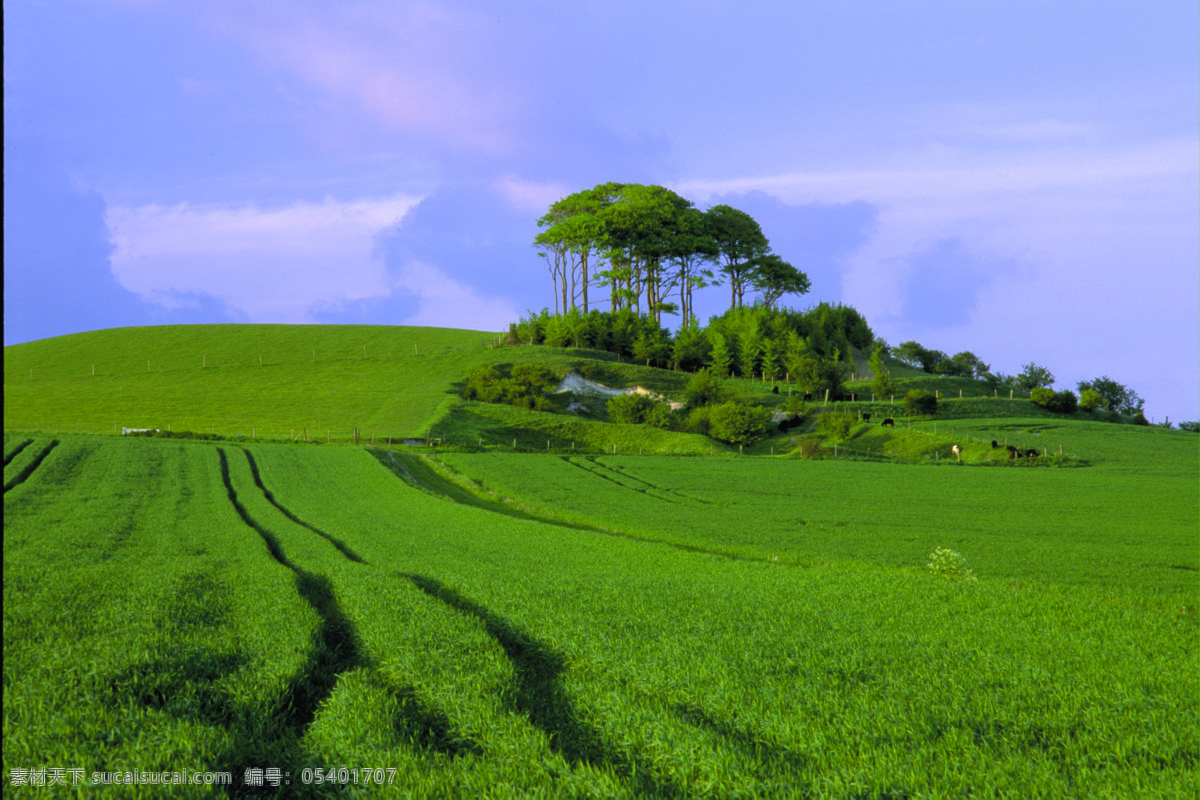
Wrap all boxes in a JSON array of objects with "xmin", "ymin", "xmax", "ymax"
[
  {"xmin": 217, "ymin": 448, "xmax": 365, "ymax": 729},
  {"xmin": 3, "ymin": 440, "xmax": 59, "ymax": 494},
  {"xmin": 564, "ymin": 456, "xmax": 691, "ymax": 506},
  {"xmin": 379, "ymin": 451, "xmax": 770, "ymax": 565},
  {"xmin": 401, "ymin": 573, "xmax": 685, "ymax": 797},
  {"xmin": 214, "ymin": 448, "xmax": 480, "ymax": 781},
  {"xmin": 585, "ymin": 457, "xmax": 718, "ymax": 506},
  {"xmin": 3, "ymin": 438, "xmax": 34, "ymax": 467},
  {"xmin": 242, "ymin": 449, "xmax": 366, "ymax": 563}
]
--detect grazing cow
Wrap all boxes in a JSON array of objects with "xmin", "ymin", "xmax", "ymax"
[
  {"xmin": 1026, "ymin": 449, "xmax": 1039, "ymax": 458},
  {"xmin": 863, "ymin": 413, "xmax": 872, "ymax": 422},
  {"xmin": 772, "ymin": 386, "xmax": 780, "ymax": 394},
  {"xmin": 1006, "ymin": 445, "xmax": 1020, "ymax": 459},
  {"xmin": 991, "ymin": 440, "xmax": 1000, "ymax": 449},
  {"xmin": 951, "ymin": 444, "xmax": 961, "ymax": 458},
  {"xmin": 778, "ymin": 420, "xmax": 791, "ymax": 433},
  {"xmin": 882, "ymin": 418, "xmax": 895, "ymax": 427}
]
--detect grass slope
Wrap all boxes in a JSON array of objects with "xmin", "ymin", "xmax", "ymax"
[
  {"xmin": 4, "ymin": 324, "xmax": 498, "ymax": 439},
  {"xmin": 5, "ymin": 433, "xmax": 1197, "ymax": 796}
]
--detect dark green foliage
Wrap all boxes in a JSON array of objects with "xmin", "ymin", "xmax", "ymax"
[
  {"xmin": 1017, "ymin": 362, "xmax": 1055, "ymax": 391},
  {"xmin": 671, "ymin": 320, "xmax": 711, "ymax": 372},
  {"xmin": 683, "ymin": 405, "xmax": 712, "ymax": 436},
  {"xmin": 895, "ymin": 341, "xmax": 942, "ymax": 373},
  {"xmin": 1178, "ymin": 421, "xmax": 1199, "ymax": 432},
  {"xmin": 464, "ymin": 363, "xmax": 557, "ymax": 412},
  {"xmin": 606, "ymin": 393, "xmax": 658, "ymax": 425},
  {"xmin": 869, "ymin": 346, "xmax": 893, "ymax": 401},
  {"xmin": 684, "ymin": 368, "xmax": 726, "ymax": 408},
  {"xmin": 707, "ymin": 401, "xmax": 772, "ymax": 445},
  {"xmin": 903, "ymin": 389, "xmax": 939, "ymax": 416},
  {"xmin": 1032, "ymin": 388, "xmax": 1079, "ymax": 414},
  {"xmin": 1077, "ymin": 376, "xmax": 1144, "ymax": 416},
  {"xmin": 707, "ymin": 332, "xmax": 734, "ymax": 377},
  {"xmin": 816, "ymin": 411, "xmax": 856, "ymax": 442}
]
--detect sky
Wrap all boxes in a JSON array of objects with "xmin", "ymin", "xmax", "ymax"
[{"xmin": 5, "ymin": 1, "xmax": 1198, "ymax": 423}]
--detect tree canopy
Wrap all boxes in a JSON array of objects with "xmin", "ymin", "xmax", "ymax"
[{"xmin": 534, "ymin": 183, "xmax": 810, "ymax": 322}]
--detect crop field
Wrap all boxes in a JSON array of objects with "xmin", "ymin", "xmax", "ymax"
[
  {"xmin": 4, "ymin": 426, "xmax": 1197, "ymax": 797},
  {"xmin": 4, "ymin": 324, "xmax": 1198, "ymax": 796},
  {"xmin": 3, "ymin": 325, "xmax": 504, "ymax": 440}
]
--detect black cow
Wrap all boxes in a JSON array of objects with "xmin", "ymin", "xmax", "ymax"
[
  {"xmin": 1006, "ymin": 445, "xmax": 1020, "ymax": 459},
  {"xmin": 991, "ymin": 440, "xmax": 1000, "ymax": 449},
  {"xmin": 772, "ymin": 386, "xmax": 780, "ymax": 394},
  {"xmin": 882, "ymin": 418, "xmax": 895, "ymax": 427},
  {"xmin": 863, "ymin": 413, "xmax": 872, "ymax": 422},
  {"xmin": 1026, "ymin": 449, "xmax": 1039, "ymax": 458},
  {"xmin": 803, "ymin": 393, "xmax": 813, "ymax": 402},
  {"xmin": 778, "ymin": 419, "xmax": 791, "ymax": 433}
]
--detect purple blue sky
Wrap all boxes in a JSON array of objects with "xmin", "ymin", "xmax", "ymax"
[{"xmin": 5, "ymin": 1, "xmax": 1198, "ymax": 422}]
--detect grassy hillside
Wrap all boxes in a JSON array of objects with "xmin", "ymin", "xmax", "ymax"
[
  {"xmin": 3, "ymin": 323, "xmax": 1179, "ymax": 460},
  {"xmin": 4, "ymin": 324, "xmax": 1198, "ymax": 795},
  {"xmin": 5, "ymin": 433, "xmax": 1196, "ymax": 796},
  {"xmin": 4, "ymin": 325, "xmax": 504, "ymax": 439}
]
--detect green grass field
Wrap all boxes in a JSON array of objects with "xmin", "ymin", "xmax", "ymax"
[{"xmin": 4, "ymin": 324, "xmax": 1198, "ymax": 797}]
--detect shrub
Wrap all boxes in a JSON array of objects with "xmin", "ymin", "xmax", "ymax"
[
  {"xmin": 1032, "ymin": 388, "xmax": 1078, "ymax": 414},
  {"xmin": 606, "ymin": 392, "xmax": 658, "ymax": 425},
  {"xmin": 1017, "ymin": 362, "xmax": 1055, "ymax": 391},
  {"xmin": 684, "ymin": 368, "xmax": 726, "ymax": 408},
  {"xmin": 783, "ymin": 395, "xmax": 809, "ymax": 418},
  {"xmin": 816, "ymin": 411, "xmax": 856, "ymax": 442},
  {"xmin": 510, "ymin": 363, "xmax": 557, "ymax": 394},
  {"xmin": 708, "ymin": 402, "xmax": 772, "ymax": 446},
  {"xmin": 794, "ymin": 438, "xmax": 822, "ymax": 458},
  {"xmin": 927, "ymin": 548, "xmax": 977, "ymax": 583},
  {"xmin": 1179, "ymin": 421, "xmax": 1200, "ymax": 433},
  {"xmin": 1079, "ymin": 388, "xmax": 1107, "ymax": 412},
  {"xmin": 684, "ymin": 406, "xmax": 712, "ymax": 436},
  {"xmin": 903, "ymin": 390, "xmax": 938, "ymax": 416},
  {"xmin": 645, "ymin": 402, "xmax": 677, "ymax": 430}
]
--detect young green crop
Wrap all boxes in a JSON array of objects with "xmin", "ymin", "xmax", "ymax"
[{"xmin": 5, "ymin": 433, "xmax": 1197, "ymax": 796}]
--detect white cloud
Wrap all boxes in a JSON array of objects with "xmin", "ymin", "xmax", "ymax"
[
  {"xmin": 492, "ymin": 175, "xmax": 570, "ymax": 215},
  {"xmin": 203, "ymin": 2, "xmax": 518, "ymax": 153},
  {"xmin": 390, "ymin": 260, "xmax": 520, "ymax": 332},
  {"xmin": 106, "ymin": 194, "xmax": 421, "ymax": 322}
]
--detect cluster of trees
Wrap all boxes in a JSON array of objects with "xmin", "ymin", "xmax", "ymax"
[
  {"xmin": 893, "ymin": 341, "xmax": 994, "ymax": 380},
  {"xmin": 606, "ymin": 368, "xmax": 774, "ymax": 446},
  {"xmin": 1031, "ymin": 377, "xmax": 1150, "ymax": 422},
  {"xmin": 514, "ymin": 304, "xmax": 876, "ymax": 400},
  {"xmin": 534, "ymin": 183, "xmax": 811, "ymax": 323},
  {"xmin": 894, "ymin": 340, "xmax": 1068, "ymax": 395},
  {"xmin": 462, "ymin": 363, "xmax": 558, "ymax": 412}
]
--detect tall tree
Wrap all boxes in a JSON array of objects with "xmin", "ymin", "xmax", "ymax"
[
  {"xmin": 707, "ymin": 204, "xmax": 769, "ymax": 310},
  {"xmin": 534, "ymin": 183, "xmax": 621, "ymax": 314},
  {"xmin": 600, "ymin": 184, "xmax": 693, "ymax": 322},
  {"xmin": 748, "ymin": 254, "xmax": 810, "ymax": 308},
  {"xmin": 662, "ymin": 205, "xmax": 718, "ymax": 324}
]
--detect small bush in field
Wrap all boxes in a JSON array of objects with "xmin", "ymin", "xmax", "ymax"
[
  {"xmin": 816, "ymin": 411, "xmax": 856, "ymax": 442},
  {"xmin": 708, "ymin": 402, "xmax": 772, "ymax": 446},
  {"xmin": 794, "ymin": 438, "xmax": 822, "ymax": 458},
  {"xmin": 1032, "ymin": 388, "xmax": 1078, "ymax": 414},
  {"xmin": 607, "ymin": 392, "xmax": 658, "ymax": 425},
  {"xmin": 903, "ymin": 390, "xmax": 938, "ymax": 416},
  {"xmin": 927, "ymin": 548, "xmax": 977, "ymax": 582}
]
